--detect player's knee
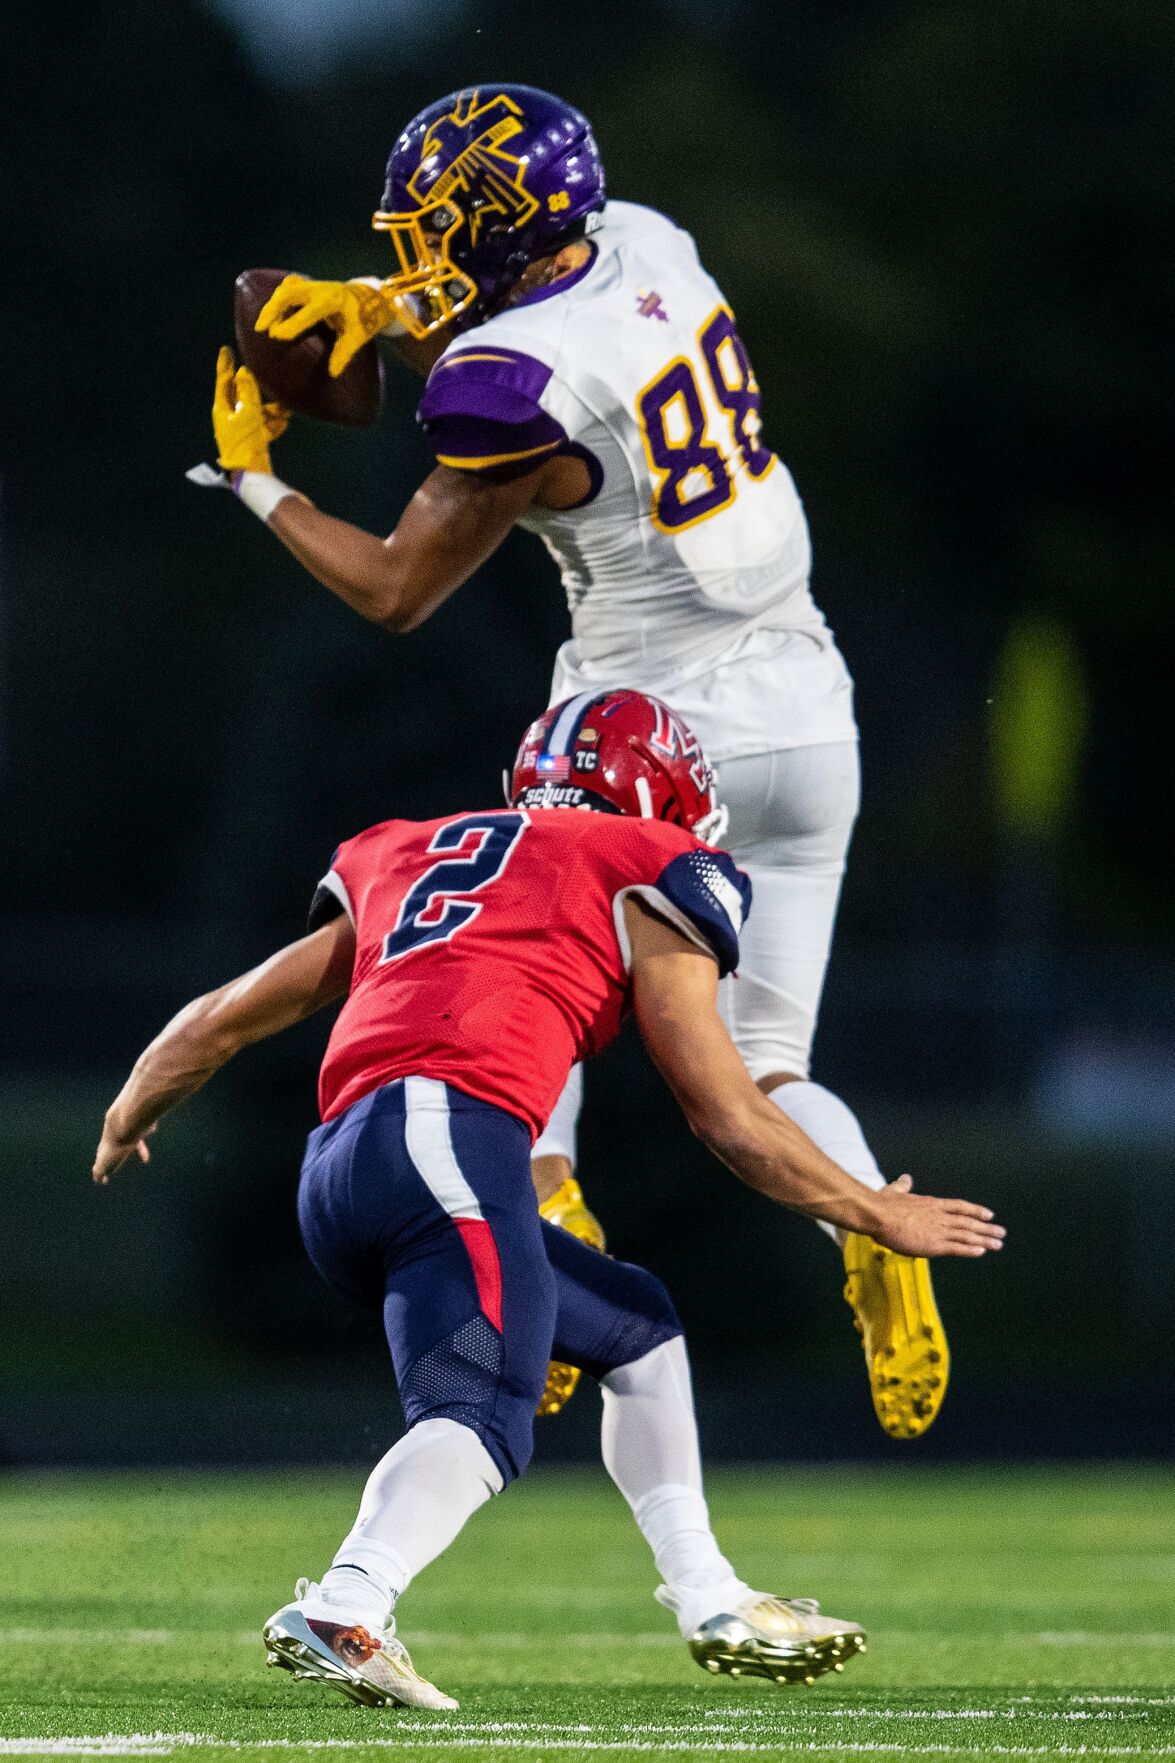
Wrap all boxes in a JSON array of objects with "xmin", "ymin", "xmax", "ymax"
[
  {"xmin": 461, "ymin": 1399, "xmax": 537, "ymax": 1488},
  {"xmin": 631, "ymin": 1262, "xmax": 681, "ymax": 1332},
  {"xmin": 397, "ymin": 1311, "xmax": 542, "ymax": 1488},
  {"xmin": 597, "ymin": 1261, "xmax": 683, "ymax": 1377},
  {"xmin": 404, "ymin": 1395, "xmax": 537, "ymax": 1489},
  {"xmin": 406, "ymin": 1402, "xmax": 535, "ymax": 1489},
  {"xmin": 740, "ymin": 1038, "xmax": 812, "ymax": 1086}
]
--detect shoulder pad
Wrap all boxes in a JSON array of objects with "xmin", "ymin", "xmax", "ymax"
[
  {"xmin": 647, "ymin": 845, "xmax": 751, "ymax": 978},
  {"xmin": 418, "ymin": 346, "xmax": 567, "ymax": 477},
  {"xmin": 307, "ymin": 855, "xmax": 352, "ymax": 933}
]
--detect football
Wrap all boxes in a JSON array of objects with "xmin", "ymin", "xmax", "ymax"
[{"xmin": 233, "ymin": 267, "xmax": 385, "ymax": 428}]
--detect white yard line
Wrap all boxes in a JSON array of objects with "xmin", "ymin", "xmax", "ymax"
[
  {"xmin": 1, "ymin": 1629, "xmax": 1171, "ymax": 1650},
  {"xmin": 219, "ymin": 1718, "xmax": 1160, "ymax": 1731},
  {"xmin": 0, "ymin": 1745, "xmax": 175, "ymax": 1757},
  {"xmin": 263, "ymin": 1742, "xmax": 1167, "ymax": 1752},
  {"xmin": 1034, "ymin": 1634, "xmax": 1175, "ymax": 1647},
  {"xmin": 0, "ymin": 1632, "xmax": 177, "ymax": 1646},
  {"xmin": 5, "ymin": 1730, "xmax": 1175, "ymax": 1761},
  {"xmin": 1075, "ymin": 1700, "xmax": 1175, "ymax": 1708},
  {"xmin": 868, "ymin": 1634, "xmax": 1175, "ymax": 1649},
  {"xmin": 4, "ymin": 1744, "xmax": 1175, "ymax": 1760}
]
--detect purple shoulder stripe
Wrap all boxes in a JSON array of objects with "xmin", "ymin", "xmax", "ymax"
[
  {"xmin": 420, "ymin": 347, "xmax": 553, "ymax": 422},
  {"xmin": 418, "ymin": 347, "xmax": 567, "ymax": 471}
]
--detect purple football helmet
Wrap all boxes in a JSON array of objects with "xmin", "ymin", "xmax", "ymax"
[{"xmin": 372, "ymin": 85, "xmax": 605, "ymax": 337}]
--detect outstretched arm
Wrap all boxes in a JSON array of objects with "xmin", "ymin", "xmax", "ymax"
[
  {"xmin": 93, "ymin": 916, "xmax": 355, "ymax": 1185},
  {"xmin": 267, "ymin": 462, "xmax": 546, "ymax": 633},
  {"xmin": 625, "ymin": 899, "xmax": 1004, "ymax": 1259},
  {"xmin": 202, "ymin": 322, "xmax": 597, "ymax": 636},
  {"xmin": 198, "ymin": 345, "xmax": 560, "ymax": 634}
]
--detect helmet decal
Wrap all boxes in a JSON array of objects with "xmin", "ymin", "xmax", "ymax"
[
  {"xmin": 509, "ymin": 690, "xmax": 726, "ymax": 842},
  {"xmin": 375, "ymin": 84, "xmax": 606, "ymax": 338},
  {"xmin": 645, "ymin": 699, "xmax": 712, "ymax": 797},
  {"xmin": 407, "ymin": 91, "xmax": 540, "ymax": 246}
]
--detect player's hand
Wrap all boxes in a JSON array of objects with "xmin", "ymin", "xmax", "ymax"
[
  {"xmin": 254, "ymin": 274, "xmax": 398, "ymax": 378},
  {"xmin": 93, "ymin": 1118, "xmax": 156, "ymax": 1185},
  {"xmin": 865, "ymin": 1175, "xmax": 1005, "ymax": 1259},
  {"xmin": 539, "ymin": 1175, "xmax": 606, "ymax": 1251},
  {"xmin": 212, "ymin": 346, "xmax": 289, "ymax": 474},
  {"xmin": 536, "ymin": 1177, "xmax": 606, "ymax": 1418},
  {"xmin": 536, "ymin": 1360, "xmax": 582, "ymax": 1418}
]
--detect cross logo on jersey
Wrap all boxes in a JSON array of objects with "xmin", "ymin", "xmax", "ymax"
[
  {"xmin": 636, "ymin": 290, "xmax": 669, "ymax": 322},
  {"xmin": 409, "ymin": 90, "xmax": 540, "ymax": 246}
]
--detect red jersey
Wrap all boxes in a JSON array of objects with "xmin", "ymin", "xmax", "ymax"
[{"xmin": 309, "ymin": 808, "xmax": 751, "ymax": 1138}]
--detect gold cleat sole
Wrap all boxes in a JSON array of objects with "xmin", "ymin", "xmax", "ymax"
[
  {"xmin": 689, "ymin": 1620, "xmax": 866, "ymax": 1686},
  {"xmin": 843, "ymin": 1233, "xmax": 950, "ymax": 1440}
]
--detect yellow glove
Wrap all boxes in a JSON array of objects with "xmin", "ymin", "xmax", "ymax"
[
  {"xmin": 540, "ymin": 1176, "xmax": 606, "ymax": 1251},
  {"xmin": 536, "ymin": 1361, "xmax": 582, "ymax": 1419},
  {"xmin": 255, "ymin": 274, "xmax": 397, "ymax": 379},
  {"xmin": 536, "ymin": 1177, "xmax": 607, "ymax": 1419},
  {"xmin": 212, "ymin": 346, "xmax": 289, "ymax": 474}
]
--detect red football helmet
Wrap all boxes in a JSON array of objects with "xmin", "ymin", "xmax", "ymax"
[{"xmin": 509, "ymin": 690, "xmax": 728, "ymax": 844}]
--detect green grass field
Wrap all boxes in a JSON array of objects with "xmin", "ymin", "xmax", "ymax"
[{"xmin": 2, "ymin": 1465, "xmax": 1172, "ymax": 1760}]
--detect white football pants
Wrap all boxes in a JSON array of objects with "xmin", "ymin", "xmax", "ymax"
[
  {"xmin": 716, "ymin": 739, "xmax": 859, "ymax": 1081},
  {"xmin": 532, "ymin": 739, "xmax": 860, "ymax": 1160}
]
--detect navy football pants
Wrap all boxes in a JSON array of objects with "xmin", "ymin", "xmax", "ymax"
[{"xmin": 298, "ymin": 1076, "xmax": 682, "ymax": 1484}]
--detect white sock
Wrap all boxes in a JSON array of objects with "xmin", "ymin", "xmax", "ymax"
[
  {"xmin": 768, "ymin": 1079, "xmax": 885, "ymax": 1243},
  {"xmin": 601, "ymin": 1337, "xmax": 749, "ymax": 1635},
  {"xmin": 315, "ymin": 1417, "xmax": 503, "ymax": 1626}
]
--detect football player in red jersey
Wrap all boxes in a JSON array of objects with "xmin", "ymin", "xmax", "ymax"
[{"xmin": 94, "ymin": 692, "xmax": 1002, "ymax": 1712}]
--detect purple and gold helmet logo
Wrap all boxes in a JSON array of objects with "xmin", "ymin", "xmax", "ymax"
[
  {"xmin": 376, "ymin": 83, "xmax": 602, "ymax": 339},
  {"xmin": 408, "ymin": 90, "xmax": 539, "ymax": 246}
]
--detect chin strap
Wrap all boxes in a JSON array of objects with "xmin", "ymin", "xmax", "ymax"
[{"xmin": 692, "ymin": 803, "xmax": 729, "ymax": 846}]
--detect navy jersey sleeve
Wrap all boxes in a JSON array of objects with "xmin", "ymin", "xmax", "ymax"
[
  {"xmin": 307, "ymin": 848, "xmax": 353, "ymax": 932},
  {"xmin": 417, "ymin": 347, "xmax": 568, "ymax": 481},
  {"xmin": 644, "ymin": 846, "xmax": 752, "ymax": 978}
]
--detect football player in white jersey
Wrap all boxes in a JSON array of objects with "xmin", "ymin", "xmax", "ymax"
[{"xmin": 196, "ymin": 84, "xmax": 948, "ymax": 1441}]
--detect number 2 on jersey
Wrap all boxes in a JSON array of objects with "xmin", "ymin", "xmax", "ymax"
[
  {"xmin": 380, "ymin": 813, "xmax": 526, "ymax": 964},
  {"xmin": 637, "ymin": 305, "xmax": 776, "ymax": 533}
]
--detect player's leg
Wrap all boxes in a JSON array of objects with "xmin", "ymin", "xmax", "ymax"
[
  {"xmin": 265, "ymin": 1077, "xmax": 556, "ymax": 1708},
  {"xmin": 313, "ymin": 1079, "xmax": 555, "ymax": 1602},
  {"xmin": 543, "ymin": 1223, "xmax": 865, "ymax": 1683},
  {"xmin": 719, "ymin": 743, "xmax": 949, "ymax": 1440},
  {"xmin": 530, "ymin": 1065, "xmax": 608, "ymax": 1415},
  {"xmin": 544, "ymin": 1225, "xmax": 744, "ymax": 1614},
  {"xmin": 719, "ymin": 742, "xmax": 883, "ymax": 1219}
]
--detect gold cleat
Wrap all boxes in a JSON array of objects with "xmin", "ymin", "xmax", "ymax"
[
  {"xmin": 842, "ymin": 1232, "xmax": 950, "ymax": 1439},
  {"xmin": 262, "ymin": 1580, "xmax": 457, "ymax": 1710},
  {"xmin": 536, "ymin": 1176, "xmax": 606, "ymax": 1418},
  {"xmin": 687, "ymin": 1594, "xmax": 866, "ymax": 1686}
]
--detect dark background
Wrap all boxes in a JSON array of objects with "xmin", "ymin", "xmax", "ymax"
[{"xmin": 1, "ymin": 0, "xmax": 1171, "ymax": 1466}]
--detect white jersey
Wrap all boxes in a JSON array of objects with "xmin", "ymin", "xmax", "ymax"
[{"xmin": 417, "ymin": 200, "xmax": 856, "ymax": 757}]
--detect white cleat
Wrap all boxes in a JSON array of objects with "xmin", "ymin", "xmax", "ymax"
[
  {"xmin": 262, "ymin": 1578, "xmax": 457, "ymax": 1710},
  {"xmin": 664, "ymin": 1588, "xmax": 866, "ymax": 1686}
]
